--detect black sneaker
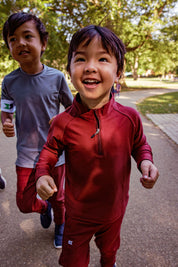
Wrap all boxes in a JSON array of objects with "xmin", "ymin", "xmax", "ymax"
[
  {"xmin": 54, "ymin": 223, "xmax": 64, "ymax": 249},
  {"xmin": 40, "ymin": 201, "xmax": 52, "ymax": 228},
  {"xmin": 0, "ymin": 169, "xmax": 6, "ymax": 190}
]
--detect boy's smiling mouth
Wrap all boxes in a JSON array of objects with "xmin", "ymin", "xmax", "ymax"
[
  {"xmin": 19, "ymin": 50, "xmax": 30, "ymax": 55},
  {"xmin": 83, "ymin": 79, "xmax": 100, "ymax": 85}
]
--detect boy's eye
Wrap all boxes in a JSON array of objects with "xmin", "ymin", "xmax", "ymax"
[
  {"xmin": 9, "ymin": 37, "xmax": 16, "ymax": 42},
  {"xmin": 25, "ymin": 34, "xmax": 32, "ymax": 39},
  {"xmin": 75, "ymin": 57, "xmax": 85, "ymax": 62},
  {"xmin": 99, "ymin": 58, "xmax": 108, "ymax": 62}
]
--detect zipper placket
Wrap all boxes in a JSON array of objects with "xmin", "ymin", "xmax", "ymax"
[{"xmin": 91, "ymin": 110, "xmax": 103, "ymax": 155}]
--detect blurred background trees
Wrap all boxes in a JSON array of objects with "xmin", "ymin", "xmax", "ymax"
[{"xmin": 0, "ymin": 0, "xmax": 177, "ymax": 83}]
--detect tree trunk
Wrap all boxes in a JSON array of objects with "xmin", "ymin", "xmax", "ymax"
[{"xmin": 132, "ymin": 55, "xmax": 139, "ymax": 80}]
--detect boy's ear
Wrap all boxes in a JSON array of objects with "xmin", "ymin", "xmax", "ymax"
[
  {"xmin": 41, "ymin": 40, "xmax": 47, "ymax": 53},
  {"xmin": 115, "ymin": 73, "xmax": 120, "ymax": 83},
  {"xmin": 115, "ymin": 71, "xmax": 121, "ymax": 83},
  {"xmin": 115, "ymin": 77, "xmax": 118, "ymax": 83},
  {"xmin": 117, "ymin": 71, "xmax": 121, "ymax": 78}
]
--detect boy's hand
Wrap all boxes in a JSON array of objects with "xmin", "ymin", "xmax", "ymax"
[
  {"xmin": 2, "ymin": 118, "xmax": 15, "ymax": 137},
  {"xmin": 140, "ymin": 160, "xmax": 159, "ymax": 189},
  {"xmin": 36, "ymin": 175, "xmax": 57, "ymax": 200}
]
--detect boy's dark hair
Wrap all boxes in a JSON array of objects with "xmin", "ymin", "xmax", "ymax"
[
  {"xmin": 3, "ymin": 12, "xmax": 48, "ymax": 49},
  {"xmin": 67, "ymin": 25, "xmax": 126, "ymax": 74}
]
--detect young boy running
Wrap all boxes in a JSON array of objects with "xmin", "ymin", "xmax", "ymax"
[
  {"xmin": 1, "ymin": 12, "xmax": 73, "ymax": 248},
  {"xmin": 35, "ymin": 25, "xmax": 159, "ymax": 266}
]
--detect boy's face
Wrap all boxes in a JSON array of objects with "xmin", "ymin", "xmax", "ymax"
[
  {"xmin": 7, "ymin": 20, "xmax": 46, "ymax": 71},
  {"xmin": 69, "ymin": 36, "xmax": 119, "ymax": 109}
]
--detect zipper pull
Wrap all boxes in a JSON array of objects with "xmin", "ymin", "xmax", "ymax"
[{"xmin": 91, "ymin": 128, "xmax": 100, "ymax": 138}]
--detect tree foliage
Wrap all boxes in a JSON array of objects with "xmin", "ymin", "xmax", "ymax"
[{"xmin": 0, "ymin": 0, "xmax": 177, "ymax": 81}]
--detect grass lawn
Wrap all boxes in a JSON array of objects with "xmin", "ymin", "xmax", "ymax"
[
  {"xmin": 124, "ymin": 77, "xmax": 178, "ymax": 90},
  {"xmin": 136, "ymin": 92, "xmax": 178, "ymax": 115},
  {"xmin": 124, "ymin": 78, "xmax": 178, "ymax": 115}
]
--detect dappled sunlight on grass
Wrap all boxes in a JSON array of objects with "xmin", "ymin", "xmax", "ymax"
[{"xmin": 137, "ymin": 92, "xmax": 178, "ymax": 115}]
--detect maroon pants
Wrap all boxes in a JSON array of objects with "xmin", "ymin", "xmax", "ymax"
[
  {"xmin": 16, "ymin": 165, "xmax": 65, "ymax": 225},
  {"xmin": 59, "ymin": 215, "xmax": 123, "ymax": 267}
]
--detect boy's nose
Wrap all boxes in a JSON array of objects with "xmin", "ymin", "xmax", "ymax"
[
  {"xmin": 84, "ymin": 62, "xmax": 97, "ymax": 73},
  {"xmin": 18, "ymin": 38, "xmax": 26, "ymax": 46}
]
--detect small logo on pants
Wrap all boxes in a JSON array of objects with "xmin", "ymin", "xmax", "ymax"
[{"xmin": 68, "ymin": 240, "xmax": 73, "ymax": 245}]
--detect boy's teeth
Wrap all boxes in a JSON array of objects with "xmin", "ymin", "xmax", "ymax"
[
  {"xmin": 84, "ymin": 80, "xmax": 99, "ymax": 84},
  {"xmin": 20, "ymin": 51, "xmax": 28, "ymax": 54}
]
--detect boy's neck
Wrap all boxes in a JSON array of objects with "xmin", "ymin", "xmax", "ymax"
[
  {"xmin": 20, "ymin": 62, "xmax": 44, "ymax": 75},
  {"xmin": 79, "ymin": 93, "xmax": 111, "ymax": 110}
]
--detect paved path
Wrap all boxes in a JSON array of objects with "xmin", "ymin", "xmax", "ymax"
[
  {"xmin": 146, "ymin": 114, "xmax": 178, "ymax": 145},
  {"xmin": 116, "ymin": 88, "xmax": 178, "ymax": 145},
  {"xmin": 0, "ymin": 88, "xmax": 178, "ymax": 267}
]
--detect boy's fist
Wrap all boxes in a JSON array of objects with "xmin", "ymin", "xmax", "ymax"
[
  {"xmin": 36, "ymin": 175, "xmax": 58, "ymax": 200},
  {"xmin": 140, "ymin": 160, "xmax": 159, "ymax": 189},
  {"xmin": 3, "ymin": 118, "xmax": 15, "ymax": 137}
]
